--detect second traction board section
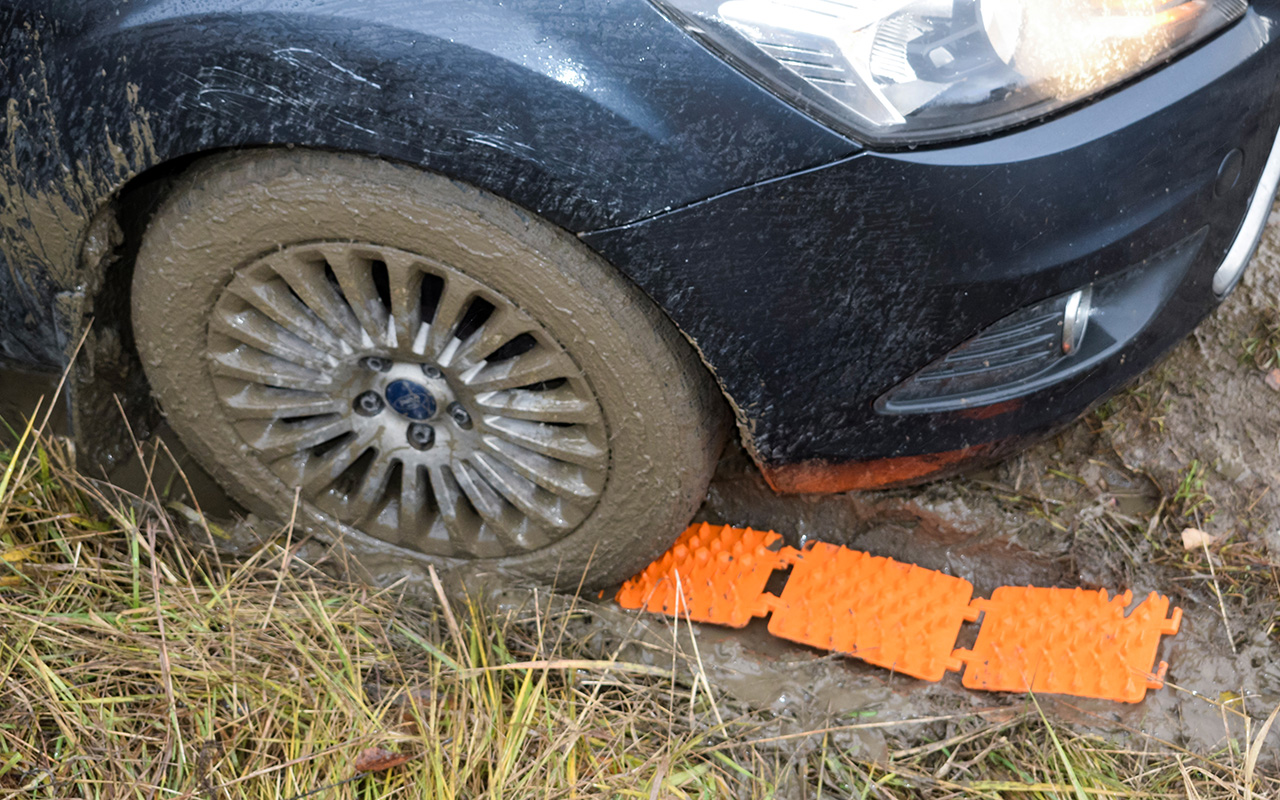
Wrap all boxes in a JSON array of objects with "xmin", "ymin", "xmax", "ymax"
[
  {"xmin": 767, "ymin": 543, "xmax": 978, "ymax": 682},
  {"xmin": 616, "ymin": 523, "xmax": 1182, "ymax": 703}
]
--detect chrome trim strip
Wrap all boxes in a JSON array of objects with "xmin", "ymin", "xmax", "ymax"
[
  {"xmin": 1214, "ymin": 125, "xmax": 1280, "ymax": 296},
  {"xmin": 1060, "ymin": 285, "xmax": 1092, "ymax": 355}
]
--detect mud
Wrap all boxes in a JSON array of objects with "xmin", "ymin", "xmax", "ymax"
[{"xmin": 0, "ymin": 367, "xmax": 62, "ymax": 439}]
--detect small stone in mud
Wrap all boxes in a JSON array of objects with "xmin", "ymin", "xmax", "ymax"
[
  {"xmin": 1265, "ymin": 368, "xmax": 1280, "ymax": 392},
  {"xmin": 1180, "ymin": 527, "xmax": 1218, "ymax": 550}
]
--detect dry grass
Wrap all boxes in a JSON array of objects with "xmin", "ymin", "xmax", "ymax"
[
  {"xmin": 0, "ymin": 405, "xmax": 772, "ymax": 799},
  {"xmin": 2, "ymin": 400, "xmax": 1279, "ymax": 798}
]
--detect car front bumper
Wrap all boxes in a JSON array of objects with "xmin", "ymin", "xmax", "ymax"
[{"xmin": 583, "ymin": 4, "xmax": 1280, "ymax": 491}]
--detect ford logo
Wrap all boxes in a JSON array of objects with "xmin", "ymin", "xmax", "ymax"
[{"xmin": 384, "ymin": 380, "xmax": 438, "ymax": 421}]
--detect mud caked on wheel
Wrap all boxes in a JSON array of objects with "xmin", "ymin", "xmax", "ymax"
[{"xmin": 131, "ymin": 151, "xmax": 727, "ymax": 588}]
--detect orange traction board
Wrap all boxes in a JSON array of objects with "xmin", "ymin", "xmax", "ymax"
[
  {"xmin": 767, "ymin": 543, "xmax": 978, "ymax": 681},
  {"xmin": 955, "ymin": 586, "xmax": 1182, "ymax": 702},
  {"xmin": 616, "ymin": 524, "xmax": 1182, "ymax": 703}
]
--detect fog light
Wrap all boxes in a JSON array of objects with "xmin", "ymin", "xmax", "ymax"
[
  {"xmin": 1061, "ymin": 286, "xmax": 1092, "ymax": 355},
  {"xmin": 877, "ymin": 227, "xmax": 1207, "ymax": 415},
  {"xmin": 878, "ymin": 286, "xmax": 1091, "ymax": 413}
]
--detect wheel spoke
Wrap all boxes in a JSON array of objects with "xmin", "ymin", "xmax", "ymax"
[
  {"xmin": 481, "ymin": 436, "xmax": 601, "ymax": 501},
  {"xmin": 398, "ymin": 464, "xmax": 427, "ymax": 538},
  {"xmin": 210, "ymin": 305, "xmax": 338, "ymax": 373},
  {"xmin": 240, "ymin": 415, "xmax": 353, "ymax": 461},
  {"xmin": 453, "ymin": 459, "xmax": 522, "ymax": 549},
  {"xmin": 319, "ymin": 246, "xmax": 391, "ymax": 346},
  {"xmin": 427, "ymin": 464, "xmax": 464, "ymax": 528},
  {"xmin": 223, "ymin": 271, "xmax": 352, "ymax": 357},
  {"xmin": 427, "ymin": 464, "xmax": 483, "ymax": 554},
  {"xmin": 469, "ymin": 452, "xmax": 569, "ymax": 539},
  {"xmin": 473, "ymin": 385, "xmax": 601, "ymax": 425},
  {"xmin": 210, "ymin": 347, "xmax": 332, "ymax": 391},
  {"xmin": 480, "ymin": 417, "xmax": 606, "ymax": 468},
  {"xmin": 219, "ymin": 383, "xmax": 343, "ymax": 420},
  {"xmin": 226, "ymin": 268, "xmax": 353, "ymax": 353},
  {"xmin": 460, "ymin": 348, "xmax": 577, "ymax": 393},
  {"xmin": 451, "ymin": 459, "xmax": 506, "ymax": 522},
  {"xmin": 270, "ymin": 252, "xmax": 368, "ymax": 350},
  {"xmin": 297, "ymin": 430, "xmax": 380, "ymax": 497},
  {"xmin": 344, "ymin": 453, "xmax": 395, "ymax": 524},
  {"xmin": 382, "ymin": 252, "xmax": 426, "ymax": 355},
  {"xmin": 450, "ymin": 307, "xmax": 540, "ymax": 371},
  {"xmin": 423, "ymin": 275, "xmax": 477, "ymax": 361}
]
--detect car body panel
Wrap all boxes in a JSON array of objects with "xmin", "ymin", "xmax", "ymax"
[
  {"xmin": 583, "ymin": 6, "xmax": 1280, "ymax": 475},
  {"xmin": 2, "ymin": 0, "xmax": 1279, "ymax": 485},
  {"xmin": 0, "ymin": 0, "xmax": 851, "ymax": 369}
]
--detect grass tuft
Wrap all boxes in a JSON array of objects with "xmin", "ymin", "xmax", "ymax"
[{"xmin": 1238, "ymin": 304, "xmax": 1280, "ymax": 372}]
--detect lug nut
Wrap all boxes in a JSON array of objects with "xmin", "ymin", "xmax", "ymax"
[
  {"xmin": 354, "ymin": 390, "xmax": 385, "ymax": 417},
  {"xmin": 361, "ymin": 356, "xmax": 391, "ymax": 372},
  {"xmin": 448, "ymin": 402, "xmax": 472, "ymax": 429},
  {"xmin": 422, "ymin": 365, "xmax": 443, "ymax": 380},
  {"xmin": 407, "ymin": 423, "xmax": 436, "ymax": 451}
]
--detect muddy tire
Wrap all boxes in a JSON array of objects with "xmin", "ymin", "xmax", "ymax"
[{"xmin": 131, "ymin": 150, "xmax": 727, "ymax": 589}]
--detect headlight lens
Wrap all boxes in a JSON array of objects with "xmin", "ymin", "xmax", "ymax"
[{"xmin": 653, "ymin": 0, "xmax": 1248, "ymax": 144}]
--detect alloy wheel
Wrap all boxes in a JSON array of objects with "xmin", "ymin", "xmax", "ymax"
[{"xmin": 207, "ymin": 242, "xmax": 609, "ymax": 558}]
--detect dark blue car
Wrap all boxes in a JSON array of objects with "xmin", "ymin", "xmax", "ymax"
[{"xmin": 2, "ymin": 0, "xmax": 1277, "ymax": 586}]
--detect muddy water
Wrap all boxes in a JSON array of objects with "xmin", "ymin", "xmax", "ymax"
[
  {"xmin": 0, "ymin": 367, "xmax": 63, "ymax": 441},
  {"xmin": 100, "ymin": 421, "xmax": 242, "ymax": 519},
  {"xmin": 0, "ymin": 368, "xmax": 241, "ymax": 519}
]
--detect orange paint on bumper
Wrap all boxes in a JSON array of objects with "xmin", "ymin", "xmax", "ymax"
[{"xmin": 761, "ymin": 443, "xmax": 995, "ymax": 494}]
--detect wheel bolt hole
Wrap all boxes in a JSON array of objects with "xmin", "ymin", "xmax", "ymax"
[
  {"xmin": 354, "ymin": 391, "xmax": 385, "ymax": 417},
  {"xmin": 448, "ymin": 402, "xmax": 473, "ymax": 429},
  {"xmin": 407, "ymin": 423, "xmax": 436, "ymax": 450},
  {"xmin": 361, "ymin": 356, "xmax": 392, "ymax": 372},
  {"xmin": 422, "ymin": 365, "xmax": 443, "ymax": 380}
]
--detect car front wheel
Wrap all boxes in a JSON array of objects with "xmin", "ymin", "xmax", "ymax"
[{"xmin": 131, "ymin": 151, "xmax": 727, "ymax": 588}]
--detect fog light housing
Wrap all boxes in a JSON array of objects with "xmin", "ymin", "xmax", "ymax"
[
  {"xmin": 876, "ymin": 227, "xmax": 1207, "ymax": 415},
  {"xmin": 878, "ymin": 287, "xmax": 1091, "ymax": 412}
]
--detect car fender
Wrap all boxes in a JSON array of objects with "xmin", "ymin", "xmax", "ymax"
[{"xmin": 0, "ymin": 0, "xmax": 852, "ymax": 461}]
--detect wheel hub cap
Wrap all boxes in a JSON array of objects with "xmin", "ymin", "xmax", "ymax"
[
  {"xmin": 206, "ymin": 242, "xmax": 609, "ymax": 559},
  {"xmin": 384, "ymin": 379, "xmax": 437, "ymax": 421}
]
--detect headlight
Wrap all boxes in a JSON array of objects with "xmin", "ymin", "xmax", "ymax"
[{"xmin": 653, "ymin": 0, "xmax": 1248, "ymax": 144}]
